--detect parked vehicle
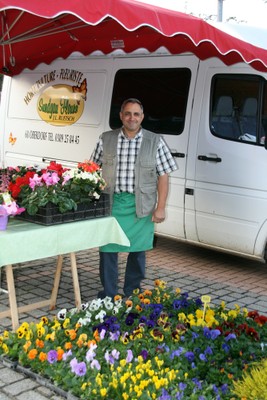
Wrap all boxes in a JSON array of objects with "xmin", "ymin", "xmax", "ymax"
[{"xmin": 1, "ymin": 47, "xmax": 267, "ymax": 261}]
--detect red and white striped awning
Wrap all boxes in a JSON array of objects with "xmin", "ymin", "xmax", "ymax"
[{"xmin": 1, "ymin": 0, "xmax": 267, "ymax": 76}]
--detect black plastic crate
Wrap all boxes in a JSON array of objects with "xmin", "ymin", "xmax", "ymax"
[{"xmin": 16, "ymin": 193, "xmax": 110, "ymax": 225}]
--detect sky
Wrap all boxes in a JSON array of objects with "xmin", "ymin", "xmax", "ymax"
[{"xmin": 135, "ymin": 0, "xmax": 267, "ymax": 28}]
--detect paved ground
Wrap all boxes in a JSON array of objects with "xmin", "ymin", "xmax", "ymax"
[{"xmin": 0, "ymin": 236, "xmax": 267, "ymax": 399}]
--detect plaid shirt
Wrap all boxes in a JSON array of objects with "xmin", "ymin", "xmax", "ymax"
[{"xmin": 91, "ymin": 129, "xmax": 177, "ymax": 193}]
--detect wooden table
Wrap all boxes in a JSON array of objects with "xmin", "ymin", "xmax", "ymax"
[{"xmin": 0, "ymin": 217, "xmax": 129, "ymax": 330}]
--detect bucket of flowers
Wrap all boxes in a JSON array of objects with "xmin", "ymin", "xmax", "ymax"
[{"xmin": 5, "ymin": 160, "xmax": 108, "ymax": 225}]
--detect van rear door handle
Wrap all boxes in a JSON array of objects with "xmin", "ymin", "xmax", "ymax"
[{"xmin": 198, "ymin": 155, "xmax": 222, "ymax": 162}]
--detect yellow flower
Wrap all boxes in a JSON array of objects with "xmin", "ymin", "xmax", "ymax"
[
  {"xmin": 63, "ymin": 318, "xmax": 71, "ymax": 329},
  {"xmin": 23, "ymin": 340, "xmax": 32, "ymax": 352},
  {"xmin": 100, "ymin": 388, "xmax": 107, "ymax": 397},
  {"xmin": 2, "ymin": 343, "xmax": 9, "ymax": 354},
  {"xmin": 52, "ymin": 320, "xmax": 61, "ymax": 331},
  {"xmin": 45, "ymin": 331, "xmax": 56, "ymax": 341},
  {"xmin": 228, "ymin": 309, "xmax": 238, "ymax": 318},
  {"xmin": 178, "ymin": 312, "xmax": 187, "ymax": 322},
  {"xmin": 143, "ymin": 298, "xmax": 151, "ymax": 304}
]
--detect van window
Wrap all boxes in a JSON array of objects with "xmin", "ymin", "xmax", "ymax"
[
  {"xmin": 110, "ymin": 68, "xmax": 191, "ymax": 135},
  {"xmin": 210, "ymin": 74, "xmax": 266, "ymax": 145}
]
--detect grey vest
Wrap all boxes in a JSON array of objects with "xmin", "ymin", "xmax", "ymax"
[{"xmin": 101, "ymin": 128, "xmax": 160, "ymax": 218}]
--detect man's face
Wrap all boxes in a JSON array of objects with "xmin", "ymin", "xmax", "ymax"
[{"xmin": 120, "ymin": 102, "xmax": 144, "ymax": 135}]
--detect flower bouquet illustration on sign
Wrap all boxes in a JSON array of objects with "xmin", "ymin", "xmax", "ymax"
[{"xmin": 6, "ymin": 160, "xmax": 108, "ymax": 225}]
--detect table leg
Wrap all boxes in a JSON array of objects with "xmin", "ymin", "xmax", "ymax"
[
  {"xmin": 49, "ymin": 255, "xmax": 63, "ymax": 310},
  {"xmin": 70, "ymin": 252, "xmax": 81, "ymax": 309},
  {"xmin": 5, "ymin": 264, "xmax": 19, "ymax": 331}
]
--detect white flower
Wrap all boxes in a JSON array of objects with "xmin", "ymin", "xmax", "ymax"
[
  {"xmin": 77, "ymin": 317, "xmax": 91, "ymax": 326},
  {"xmin": 95, "ymin": 310, "xmax": 107, "ymax": 323},
  {"xmin": 89, "ymin": 298, "xmax": 102, "ymax": 312},
  {"xmin": 103, "ymin": 297, "xmax": 114, "ymax": 310},
  {"xmin": 81, "ymin": 302, "xmax": 89, "ymax": 311},
  {"xmin": 57, "ymin": 308, "xmax": 67, "ymax": 320}
]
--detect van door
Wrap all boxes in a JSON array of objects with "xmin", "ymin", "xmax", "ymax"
[
  {"xmin": 111, "ymin": 55, "xmax": 199, "ymax": 239},
  {"xmin": 193, "ymin": 62, "xmax": 267, "ymax": 256}
]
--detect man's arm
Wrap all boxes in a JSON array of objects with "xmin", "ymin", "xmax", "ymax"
[{"xmin": 152, "ymin": 173, "xmax": 169, "ymax": 223}]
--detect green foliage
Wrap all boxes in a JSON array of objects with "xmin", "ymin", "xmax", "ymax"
[{"xmin": 233, "ymin": 358, "xmax": 267, "ymax": 399}]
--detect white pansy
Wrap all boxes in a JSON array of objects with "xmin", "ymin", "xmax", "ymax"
[
  {"xmin": 78, "ymin": 317, "xmax": 92, "ymax": 326},
  {"xmin": 81, "ymin": 302, "xmax": 89, "ymax": 311},
  {"xmin": 95, "ymin": 310, "xmax": 107, "ymax": 322},
  {"xmin": 85, "ymin": 310, "xmax": 92, "ymax": 319},
  {"xmin": 89, "ymin": 298, "xmax": 103, "ymax": 311},
  {"xmin": 103, "ymin": 297, "xmax": 114, "ymax": 310},
  {"xmin": 57, "ymin": 308, "xmax": 67, "ymax": 320}
]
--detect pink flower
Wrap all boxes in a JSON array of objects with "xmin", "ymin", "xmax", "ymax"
[
  {"xmin": 29, "ymin": 174, "xmax": 43, "ymax": 190},
  {"xmin": 42, "ymin": 172, "xmax": 60, "ymax": 186},
  {"xmin": 2, "ymin": 201, "xmax": 25, "ymax": 216}
]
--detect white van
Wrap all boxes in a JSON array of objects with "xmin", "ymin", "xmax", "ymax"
[{"xmin": 1, "ymin": 50, "xmax": 267, "ymax": 261}]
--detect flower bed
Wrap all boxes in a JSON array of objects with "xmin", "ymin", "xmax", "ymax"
[{"xmin": 0, "ymin": 280, "xmax": 267, "ymax": 399}]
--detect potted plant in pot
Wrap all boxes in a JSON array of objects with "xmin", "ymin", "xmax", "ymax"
[{"xmin": 7, "ymin": 160, "xmax": 107, "ymax": 225}]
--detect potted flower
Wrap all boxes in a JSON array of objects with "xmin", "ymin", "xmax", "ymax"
[
  {"xmin": 63, "ymin": 160, "xmax": 106, "ymax": 204},
  {"xmin": 5, "ymin": 160, "xmax": 107, "ymax": 225},
  {"xmin": 8, "ymin": 162, "xmax": 77, "ymax": 216}
]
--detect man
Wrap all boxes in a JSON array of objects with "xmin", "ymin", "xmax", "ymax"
[{"xmin": 91, "ymin": 98, "xmax": 177, "ymax": 299}]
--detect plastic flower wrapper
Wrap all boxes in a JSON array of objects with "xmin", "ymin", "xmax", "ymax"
[
  {"xmin": 1, "ymin": 200, "xmax": 25, "ymax": 216},
  {"xmin": 0, "ymin": 179, "xmax": 25, "ymax": 216}
]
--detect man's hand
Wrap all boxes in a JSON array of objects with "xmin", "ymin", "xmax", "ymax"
[{"xmin": 152, "ymin": 208, "xmax": 166, "ymax": 223}]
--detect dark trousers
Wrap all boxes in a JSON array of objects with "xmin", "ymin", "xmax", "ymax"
[{"xmin": 99, "ymin": 251, "xmax": 146, "ymax": 298}]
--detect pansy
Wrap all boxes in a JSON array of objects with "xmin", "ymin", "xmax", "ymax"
[{"xmin": 0, "ymin": 280, "xmax": 266, "ymax": 399}]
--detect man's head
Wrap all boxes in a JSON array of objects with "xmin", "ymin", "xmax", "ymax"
[{"xmin": 120, "ymin": 98, "xmax": 144, "ymax": 138}]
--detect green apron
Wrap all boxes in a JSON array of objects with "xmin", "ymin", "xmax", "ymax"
[{"xmin": 100, "ymin": 192, "xmax": 154, "ymax": 253}]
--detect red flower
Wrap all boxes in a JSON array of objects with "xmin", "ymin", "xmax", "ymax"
[
  {"xmin": 254, "ymin": 315, "xmax": 267, "ymax": 326},
  {"xmin": 8, "ymin": 171, "xmax": 35, "ymax": 199},
  {"xmin": 78, "ymin": 160, "xmax": 100, "ymax": 173},
  {"xmin": 247, "ymin": 310, "xmax": 259, "ymax": 319},
  {"xmin": 237, "ymin": 323, "xmax": 248, "ymax": 331},
  {"xmin": 45, "ymin": 161, "xmax": 68, "ymax": 177},
  {"xmin": 246, "ymin": 326, "xmax": 259, "ymax": 341}
]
